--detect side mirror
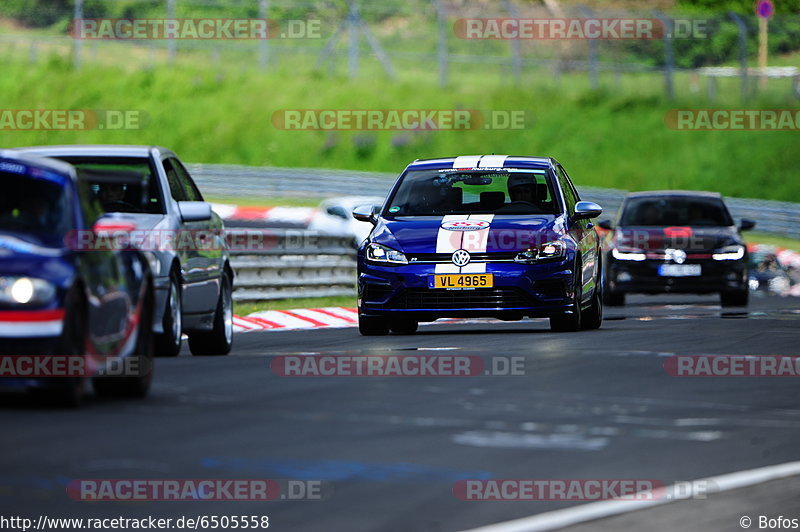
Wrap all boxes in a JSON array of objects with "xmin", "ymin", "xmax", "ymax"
[
  {"xmin": 178, "ymin": 201, "xmax": 212, "ymax": 222},
  {"xmin": 352, "ymin": 204, "xmax": 379, "ymax": 224},
  {"xmin": 326, "ymin": 205, "xmax": 349, "ymax": 220},
  {"xmin": 597, "ymin": 219, "xmax": 613, "ymax": 230},
  {"xmin": 740, "ymin": 219, "xmax": 756, "ymax": 231},
  {"xmin": 573, "ymin": 201, "xmax": 603, "ymax": 220}
]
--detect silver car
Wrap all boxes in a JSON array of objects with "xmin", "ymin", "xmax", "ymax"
[{"xmin": 14, "ymin": 145, "xmax": 233, "ymax": 357}]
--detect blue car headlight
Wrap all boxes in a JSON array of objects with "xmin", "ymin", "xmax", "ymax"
[
  {"xmin": 366, "ymin": 243, "xmax": 408, "ymax": 265},
  {"xmin": 0, "ymin": 276, "xmax": 57, "ymax": 306},
  {"xmin": 514, "ymin": 240, "xmax": 567, "ymax": 264}
]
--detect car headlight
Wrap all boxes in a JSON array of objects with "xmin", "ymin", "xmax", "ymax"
[
  {"xmin": 514, "ymin": 240, "xmax": 567, "ymax": 264},
  {"xmin": 0, "ymin": 276, "xmax": 57, "ymax": 306},
  {"xmin": 142, "ymin": 251, "xmax": 162, "ymax": 276},
  {"xmin": 611, "ymin": 248, "xmax": 647, "ymax": 261},
  {"xmin": 712, "ymin": 245, "xmax": 745, "ymax": 261},
  {"xmin": 366, "ymin": 243, "xmax": 408, "ymax": 265}
]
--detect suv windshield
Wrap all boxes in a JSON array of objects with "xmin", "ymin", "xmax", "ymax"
[
  {"xmin": 619, "ymin": 196, "xmax": 733, "ymax": 227},
  {"xmin": 386, "ymin": 169, "xmax": 558, "ymax": 216},
  {"xmin": 0, "ymin": 171, "xmax": 71, "ymax": 244}
]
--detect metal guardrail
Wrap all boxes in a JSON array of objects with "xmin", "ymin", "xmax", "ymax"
[
  {"xmin": 193, "ymin": 164, "xmax": 800, "ymax": 238},
  {"xmin": 226, "ymin": 229, "xmax": 356, "ymax": 302}
]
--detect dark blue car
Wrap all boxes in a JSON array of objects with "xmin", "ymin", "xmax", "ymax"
[
  {"xmin": 353, "ymin": 155, "xmax": 604, "ymax": 335},
  {"xmin": 0, "ymin": 151, "xmax": 154, "ymax": 406}
]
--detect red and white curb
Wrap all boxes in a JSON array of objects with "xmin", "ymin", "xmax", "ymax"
[
  {"xmin": 233, "ymin": 307, "xmax": 358, "ymax": 333},
  {"xmin": 210, "ymin": 203, "xmax": 317, "ymax": 225}
]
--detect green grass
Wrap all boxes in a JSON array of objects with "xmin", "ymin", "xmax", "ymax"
[
  {"xmin": 1, "ymin": 52, "xmax": 798, "ymax": 203},
  {"xmin": 206, "ymin": 195, "xmax": 322, "ymax": 207},
  {"xmin": 747, "ymin": 232, "xmax": 800, "ymax": 251},
  {"xmin": 234, "ymin": 296, "xmax": 355, "ymax": 316}
]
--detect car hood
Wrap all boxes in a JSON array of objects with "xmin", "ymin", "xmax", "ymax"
[
  {"xmin": 96, "ymin": 212, "xmax": 168, "ymax": 232},
  {"xmin": 612, "ymin": 226, "xmax": 742, "ymax": 252},
  {"xmin": 371, "ymin": 215, "xmax": 565, "ymax": 254},
  {"xmin": 0, "ymin": 233, "xmax": 74, "ymax": 285}
]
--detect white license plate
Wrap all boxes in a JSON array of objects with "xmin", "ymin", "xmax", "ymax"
[{"xmin": 658, "ymin": 264, "xmax": 701, "ymax": 277}]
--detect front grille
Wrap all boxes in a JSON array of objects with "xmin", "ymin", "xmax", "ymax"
[
  {"xmin": 407, "ymin": 252, "xmax": 518, "ymax": 263},
  {"xmin": 390, "ymin": 288, "xmax": 535, "ymax": 309}
]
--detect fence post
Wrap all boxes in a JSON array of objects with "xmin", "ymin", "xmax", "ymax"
[
  {"xmin": 167, "ymin": 0, "xmax": 176, "ymax": 63},
  {"xmin": 259, "ymin": 0, "xmax": 269, "ymax": 70},
  {"xmin": 435, "ymin": 0, "xmax": 448, "ymax": 87},
  {"xmin": 654, "ymin": 10, "xmax": 674, "ymax": 101},
  {"xmin": 348, "ymin": 0, "xmax": 359, "ymax": 79},
  {"xmin": 73, "ymin": 0, "xmax": 83, "ymax": 68},
  {"xmin": 578, "ymin": 5, "xmax": 598, "ymax": 90},
  {"xmin": 504, "ymin": 0, "xmax": 522, "ymax": 84},
  {"xmin": 728, "ymin": 12, "xmax": 749, "ymax": 103}
]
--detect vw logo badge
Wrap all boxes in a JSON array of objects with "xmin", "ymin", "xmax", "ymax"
[
  {"xmin": 452, "ymin": 249, "xmax": 471, "ymax": 267},
  {"xmin": 666, "ymin": 248, "xmax": 687, "ymax": 264}
]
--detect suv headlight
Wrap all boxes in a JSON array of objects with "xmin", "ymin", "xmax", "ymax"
[
  {"xmin": 611, "ymin": 248, "xmax": 647, "ymax": 261},
  {"xmin": 712, "ymin": 245, "xmax": 745, "ymax": 261},
  {"xmin": 366, "ymin": 243, "xmax": 408, "ymax": 265},
  {"xmin": 514, "ymin": 240, "xmax": 567, "ymax": 264},
  {"xmin": 0, "ymin": 276, "xmax": 57, "ymax": 306}
]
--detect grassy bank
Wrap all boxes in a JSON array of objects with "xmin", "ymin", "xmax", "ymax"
[{"xmin": 1, "ymin": 53, "xmax": 799, "ymax": 202}]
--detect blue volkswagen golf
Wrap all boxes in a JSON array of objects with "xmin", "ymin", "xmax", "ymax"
[{"xmin": 353, "ymin": 155, "xmax": 604, "ymax": 335}]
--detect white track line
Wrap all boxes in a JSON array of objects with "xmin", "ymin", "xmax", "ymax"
[{"xmin": 459, "ymin": 460, "xmax": 800, "ymax": 532}]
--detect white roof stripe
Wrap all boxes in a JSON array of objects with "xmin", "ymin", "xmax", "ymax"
[
  {"xmin": 478, "ymin": 155, "xmax": 508, "ymax": 168},
  {"xmin": 452, "ymin": 155, "xmax": 482, "ymax": 168}
]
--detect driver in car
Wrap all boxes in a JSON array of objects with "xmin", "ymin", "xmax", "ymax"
[
  {"xmin": 98, "ymin": 183, "xmax": 127, "ymax": 211},
  {"xmin": 508, "ymin": 174, "xmax": 537, "ymax": 204}
]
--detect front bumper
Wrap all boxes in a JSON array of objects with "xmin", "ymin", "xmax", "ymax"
[
  {"xmin": 606, "ymin": 257, "xmax": 747, "ymax": 294},
  {"xmin": 358, "ymin": 259, "xmax": 575, "ymax": 320}
]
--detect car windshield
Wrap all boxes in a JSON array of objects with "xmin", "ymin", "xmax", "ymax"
[
  {"xmin": 619, "ymin": 196, "xmax": 733, "ymax": 227},
  {"xmin": 386, "ymin": 169, "xmax": 558, "ymax": 216},
  {"xmin": 55, "ymin": 157, "xmax": 164, "ymax": 214},
  {"xmin": 0, "ymin": 171, "xmax": 71, "ymax": 243}
]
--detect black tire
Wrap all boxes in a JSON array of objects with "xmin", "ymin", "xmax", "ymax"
[
  {"xmin": 720, "ymin": 289, "xmax": 749, "ymax": 307},
  {"xmin": 358, "ymin": 315, "xmax": 389, "ymax": 336},
  {"xmin": 188, "ymin": 270, "xmax": 234, "ymax": 356},
  {"xmin": 93, "ymin": 283, "xmax": 154, "ymax": 398},
  {"xmin": 31, "ymin": 287, "xmax": 86, "ymax": 407},
  {"xmin": 604, "ymin": 289, "xmax": 625, "ymax": 307},
  {"xmin": 581, "ymin": 281, "xmax": 603, "ymax": 331},
  {"xmin": 155, "ymin": 271, "xmax": 182, "ymax": 357},
  {"xmin": 550, "ymin": 259, "xmax": 583, "ymax": 332},
  {"xmin": 390, "ymin": 319, "xmax": 418, "ymax": 334}
]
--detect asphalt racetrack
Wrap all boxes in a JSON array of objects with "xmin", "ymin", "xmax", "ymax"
[{"xmin": 2, "ymin": 293, "xmax": 799, "ymax": 532}]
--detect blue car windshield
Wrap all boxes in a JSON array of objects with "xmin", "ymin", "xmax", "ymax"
[
  {"xmin": 0, "ymin": 171, "xmax": 71, "ymax": 243},
  {"xmin": 386, "ymin": 169, "xmax": 558, "ymax": 216}
]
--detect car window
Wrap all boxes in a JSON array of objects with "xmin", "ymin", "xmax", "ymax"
[
  {"xmin": 57, "ymin": 156, "xmax": 165, "ymax": 214},
  {"xmin": 171, "ymin": 158, "xmax": 204, "ymax": 202},
  {"xmin": 0, "ymin": 171, "xmax": 71, "ymax": 243},
  {"xmin": 619, "ymin": 197, "xmax": 734, "ymax": 227},
  {"xmin": 386, "ymin": 169, "xmax": 558, "ymax": 216},
  {"xmin": 556, "ymin": 166, "xmax": 577, "ymax": 214},
  {"xmin": 162, "ymin": 158, "xmax": 188, "ymax": 202}
]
